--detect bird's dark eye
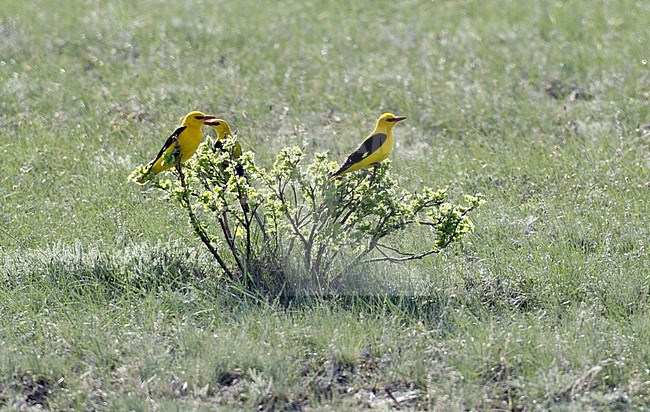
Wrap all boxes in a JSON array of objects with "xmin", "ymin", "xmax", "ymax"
[
  {"xmin": 386, "ymin": 117, "xmax": 394, "ymax": 122},
  {"xmin": 195, "ymin": 115, "xmax": 204, "ymax": 120},
  {"xmin": 215, "ymin": 122, "xmax": 221, "ymax": 126}
]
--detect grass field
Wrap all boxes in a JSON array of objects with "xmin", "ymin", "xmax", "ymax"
[{"xmin": 1, "ymin": 0, "xmax": 649, "ymax": 410}]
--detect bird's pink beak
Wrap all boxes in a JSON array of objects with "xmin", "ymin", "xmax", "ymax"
[
  {"xmin": 203, "ymin": 115, "xmax": 216, "ymax": 124},
  {"xmin": 393, "ymin": 116, "xmax": 406, "ymax": 122}
]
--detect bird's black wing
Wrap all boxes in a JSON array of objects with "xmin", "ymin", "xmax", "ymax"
[
  {"xmin": 212, "ymin": 140, "xmax": 224, "ymax": 152},
  {"xmin": 213, "ymin": 138, "xmax": 246, "ymax": 176},
  {"xmin": 333, "ymin": 132, "xmax": 387, "ymax": 176},
  {"xmin": 145, "ymin": 126, "xmax": 186, "ymax": 171}
]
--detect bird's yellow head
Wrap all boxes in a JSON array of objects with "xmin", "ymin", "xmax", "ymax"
[
  {"xmin": 181, "ymin": 111, "xmax": 216, "ymax": 128},
  {"xmin": 377, "ymin": 113, "xmax": 407, "ymax": 129},
  {"xmin": 204, "ymin": 119, "xmax": 234, "ymax": 139}
]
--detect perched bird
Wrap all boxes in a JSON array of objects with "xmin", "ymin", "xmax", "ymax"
[
  {"xmin": 136, "ymin": 111, "xmax": 215, "ymax": 184},
  {"xmin": 205, "ymin": 118, "xmax": 242, "ymax": 159},
  {"xmin": 330, "ymin": 113, "xmax": 406, "ymax": 177},
  {"xmin": 205, "ymin": 118, "xmax": 245, "ymax": 177},
  {"xmin": 205, "ymin": 118, "xmax": 249, "ymax": 212}
]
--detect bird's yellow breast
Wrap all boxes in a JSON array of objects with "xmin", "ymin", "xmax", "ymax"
[
  {"xmin": 363, "ymin": 130, "xmax": 394, "ymax": 166},
  {"xmin": 177, "ymin": 127, "xmax": 204, "ymax": 163},
  {"xmin": 373, "ymin": 134, "xmax": 394, "ymax": 162}
]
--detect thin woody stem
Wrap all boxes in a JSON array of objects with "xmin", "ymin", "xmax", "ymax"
[
  {"xmin": 363, "ymin": 248, "xmax": 440, "ymax": 264},
  {"xmin": 175, "ymin": 159, "xmax": 234, "ymax": 280}
]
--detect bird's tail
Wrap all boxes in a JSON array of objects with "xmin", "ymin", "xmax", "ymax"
[
  {"xmin": 328, "ymin": 167, "xmax": 345, "ymax": 180},
  {"xmin": 132, "ymin": 163, "xmax": 154, "ymax": 185}
]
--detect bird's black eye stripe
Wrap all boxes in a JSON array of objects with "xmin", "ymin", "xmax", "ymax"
[
  {"xmin": 386, "ymin": 117, "xmax": 395, "ymax": 122},
  {"xmin": 215, "ymin": 122, "xmax": 221, "ymax": 126},
  {"xmin": 195, "ymin": 115, "xmax": 205, "ymax": 120}
]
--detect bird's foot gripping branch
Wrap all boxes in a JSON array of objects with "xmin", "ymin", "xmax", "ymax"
[{"xmin": 136, "ymin": 138, "xmax": 484, "ymax": 296}]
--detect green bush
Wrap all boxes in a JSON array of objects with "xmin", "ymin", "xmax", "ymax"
[{"xmin": 132, "ymin": 137, "xmax": 484, "ymax": 296}]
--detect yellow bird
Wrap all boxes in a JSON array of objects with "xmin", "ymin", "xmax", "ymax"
[
  {"xmin": 330, "ymin": 113, "xmax": 406, "ymax": 177},
  {"xmin": 205, "ymin": 118, "xmax": 242, "ymax": 159},
  {"xmin": 205, "ymin": 118, "xmax": 249, "ymax": 211},
  {"xmin": 205, "ymin": 118, "xmax": 245, "ymax": 177},
  {"xmin": 136, "ymin": 111, "xmax": 215, "ymax": 184}
]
